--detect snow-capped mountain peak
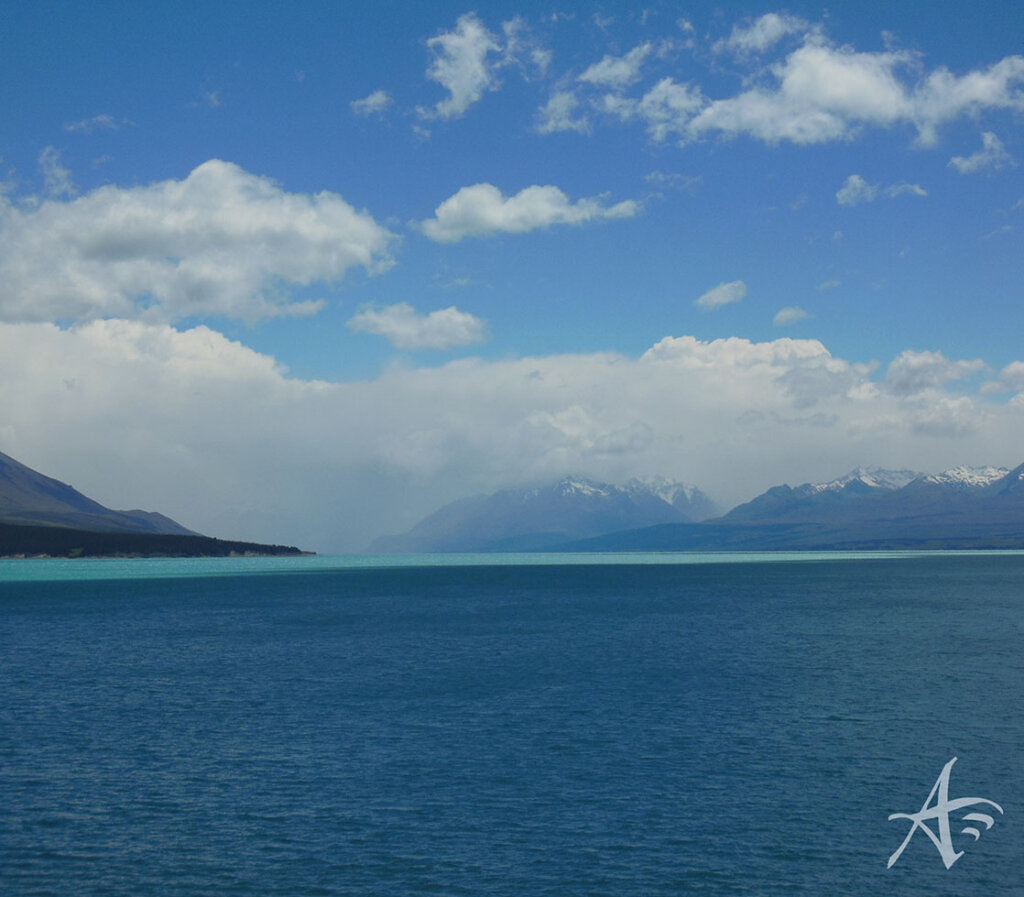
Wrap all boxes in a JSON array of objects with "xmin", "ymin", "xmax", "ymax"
[
  {"xmin": 806, "ymin": 467, "xmax": 921, "ymax": 494},
  {"xmin": 625, "ymin": 476, "xmax": 719, "ymax": 521},
  {"xmin": 555, "ymin": 476, "xmax": 611, "ymax": 498},
  {"xmin": 921, "ymin": 465, "xmax": 1009, "ymax": 488}
]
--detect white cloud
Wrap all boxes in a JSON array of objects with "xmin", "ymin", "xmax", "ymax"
[
  {"xmin": 773, "ymin": 306, "xmax": 809, "ymax": 326},
  {"xmin": 39, "ymin": 146, "xmax": 75, "ymax": 197},
  {"xmin": 531, "ymin": 48, "xmax": 553, "ymax": 76},
  {"xmin": 949, "ymin": 131, "xmax": 1014, "ymax": 174},
  {"xmin": 2, "ymin": 322, "xmax": 1022, "ymax": 552},
  {"xmin": 500, "ymin": 17, "xmax": 549, "ymax": 79},
  {"xmin": 536, "ymin": 91, "xmax": 590, "ymax": 134},
  {"xmin": 347, "ymin": 302, "xmax": 487, "ymax": 350},
  {"xmin": 419, "ymin": 13, "xmax": 501, "ymax": 120},
  {"xmin": 1002, "ymin": 361, "xmax": 1024, "ymax": 389},
  {"xmin": 714, "ymin": 13, "xmax": 810, "ymax": 55},
  {"xmin": 885, "ymin": 349, "xmax": 984, "ymax": 395},
  {"xmin": 836, "ymin": 174, "xmax": 926, "ymax": 205},
  {"xmin": 419, "ymin": 183, "xmax": 639, "ymax": 243},
  {"xmin": 913, "ymin": 57, "xmax": 1024, "ymax": 145},
  {"xmin": 905, "ymin": 394, "xmax": 981, "ymax": 437},
  {"xmin": 886, "ymin": 182, "xmax": 928, "ymax": 198},
  {"xmin": 64, "ymin": 114, "xmax": 125, "ymax": 134},
  {"xmin": 644, "ymin": 170, "xmax": 702, "ymax": 192},
  {"xmin": 688, "ymin": 40, "xmax": 1024, "ymax": 146},
  {"xmin": 578, "ymin": 43, "xmax": 653, "ymax": 89},
  {"xmin": 691, "ymin": 43, "xmax": 914, "ymax": 145},
  {"xmin": 985, "ymin": 361, "xmax": 1024, "ymax": 396},
  {"xmin": 635, "ymin": 78, "xmax": 706, "ymax": 141},
  {"xmin": 836, "ymin": 174, "xmax": 878, "ymax": 205},
  {"xmin": 695, "ymin": 280, "xmax": 746, "ymax": 309},
  {"xmin": 817, "ymin": 279, "xmax": 841, "ymax": 291},
  {"xmin": 0, "ymin": 159, "xmax": 394, "ymax": 323},
  {"xmin": 351, "ymin": 89, "xmax": 392, "ymax": 116}
]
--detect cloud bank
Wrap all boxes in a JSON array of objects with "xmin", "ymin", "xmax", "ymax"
[{"xmin": 4, "ymin": 322, "xmax": 1020, "ymax": 552}]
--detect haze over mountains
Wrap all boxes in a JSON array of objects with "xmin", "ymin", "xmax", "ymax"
[{"xmin": 372, "ymin": 465, "xmax": 1024, "ymax": 553}]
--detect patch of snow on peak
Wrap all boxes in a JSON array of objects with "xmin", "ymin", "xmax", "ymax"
[
  {"xmin": 807, "ymin": 467, "xmax": 920, "ymax": 494},
  {"xmin": 626, "ymin": 475, "xmax": 697, "ymax": 504},
  {"xmin": 556, "ymin": 477, "xmax": 610, "ymax": 498},
  {"xmin": 922, "ymin": 465, "xmax": 1008, "ymax": 488}
]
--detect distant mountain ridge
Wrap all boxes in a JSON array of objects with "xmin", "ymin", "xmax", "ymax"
[
  {"xmin": 369, "ymin": 475, "xmax": 719, "ymax": 553},
  {"xmin": 721, "ymin": 464, "xmax": 1018, "ymax": 525},
  {"xmin": 372, "ymin": 463, "xmax": 1024, "ymax": 554},
  {"xmin": 554, "ymin": 462, "xmax": 1024, "ymax": 552}
]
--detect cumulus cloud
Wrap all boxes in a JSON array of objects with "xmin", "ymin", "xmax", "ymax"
[
  {"xmin": 635, "ymin": 78, "xmax": 706, "ymax": 141},
  {"xmin": 913, "ymin": 56, "xmax": 1024, "ymax": 146},
  {"xmin": 982, "ymin": 360, "xmax": 1024, "ymax": 395},
  {"xmin": 2, "ymin": 322, "xmax": 1021, "ymax": 552},
  {"xmin": 690, "ymin": 43, "xmax": 915, "ymax": 144},
  {"xmin": 714, "ymin": 12, "xmax": 810, "ymax": 55},
  {"xmin": 949, "ymin": 131, "xmax": 1014, "ymax": 173},
  {"xmin": 836, "ymin": 174, "xmax": 927, "ymax": 205},
  {"xmin": 773, "ymin": 306, "xmax": 809, "ymax": 326},
  {"xmin": 695, "ymin": 280, "xmax": 747, "ymax": 309},
  {"xmin": 419, "ymin": 183, "xmax": 639, "ymax": 243},
  {"xmin": 836, "ymin": 174, "xmax": 878, "ymax": 205},
  {"xmin": 419, "ymin": 13, "xmax": 501, "ymax": 120},
  {"xmin": 687, "ymin": 41, "xmax": 1024, "ymax": 146},
  {"xmin": 536, "ymin": 91, "xmax": 590, "ymax": 134},
  {"xmin": 347, "ymin": 302, "xmax": 488, "ymax": 350},
  {"xmin": 351, "ymin": 89, "xmax": 392, "ymax": 116},
  {"xmin": 578, "ymin": 43, "xmax": 653, "ymax": 89},
  {"xmin": 885, "ymin": 349, "xmax": 985, "ymax": 395},
  {"xmin": 38, "ymin": 146, "xmax": 75, "ymax": 197},
  {"xmin": 0, "ymin": 159, "xmax": 394, "ymax": 323}
]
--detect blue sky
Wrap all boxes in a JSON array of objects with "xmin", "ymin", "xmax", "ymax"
[{"xmin": 1, "ymin": 2, "xmax": 1023, "ymax": 550}]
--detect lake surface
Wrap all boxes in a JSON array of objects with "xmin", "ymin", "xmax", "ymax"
[{"xmin": 2, "ymin": 553, "xmax": 1022, "ymax": 895}]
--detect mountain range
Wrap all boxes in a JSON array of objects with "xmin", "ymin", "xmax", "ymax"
[
  {"xmin": 369, "ymin": 476, "xmax": 719, "ymax": 553},
  {"xmin": 372, "ymin": 464, "xmax": 1024, "ymax": 553},
  {"xmin": 0, "ymin": 450, "xmax": 306, "ymax": 557}
]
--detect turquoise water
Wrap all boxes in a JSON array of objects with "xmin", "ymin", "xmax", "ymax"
[
  {"xmin": 2, "ymin": 554, "xmax": 1022, "ymax": 894},
  {"xmin": 1, "ymin": 549, "xmax": 1018, "ymax": 582}
]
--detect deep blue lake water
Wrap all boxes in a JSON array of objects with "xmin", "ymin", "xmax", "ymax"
[{"xmin": 2, "ymin": 553, "xmax": 1022, "ymax": 895}]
